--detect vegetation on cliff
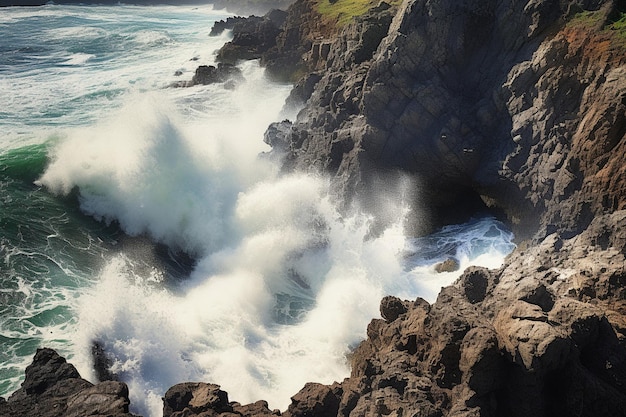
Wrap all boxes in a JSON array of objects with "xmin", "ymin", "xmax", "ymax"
[{"xmin": 316, "ymin": 0, "xmax": 401, "ymax": 26}]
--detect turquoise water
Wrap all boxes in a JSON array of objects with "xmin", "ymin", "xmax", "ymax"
[{"xmin": 0, "ymin": 5, "xmax": 514, "ymax": 416}]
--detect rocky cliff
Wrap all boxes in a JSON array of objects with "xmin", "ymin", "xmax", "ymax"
[
  {"xmin": 266, "ymin": 0, "xmax": 626, "ymax": 237},
  {"xmin": 2, "ymin": 0, "xmax": 625, "ymax": 416}
]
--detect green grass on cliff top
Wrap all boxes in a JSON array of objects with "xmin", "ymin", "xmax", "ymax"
[
  {"xmin": 569, "ymin": 9, "xmax": 626, "ymax": 45},
  {"xmin": 316, "ymin": 0, "xmax": 401, "ymax": 26}
]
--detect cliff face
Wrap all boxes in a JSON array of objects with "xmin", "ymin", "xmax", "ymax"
[{"xmin": 268, "ymin": 0, "xmax": 626, "ymax": 236}]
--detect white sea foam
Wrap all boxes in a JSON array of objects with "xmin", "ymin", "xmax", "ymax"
[
  {"xmin": 132, "ymin": 30, "xmax": 173, "ymax": 46},
  {"xmin": 64, "ymin": 53, "xmax": 96, "ymax": 66}
]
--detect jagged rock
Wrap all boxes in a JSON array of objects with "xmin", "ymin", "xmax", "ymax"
[
  {"xmin": 434, "ymin": 258, "xmax": 460, "ymax": 273},
  {"xmin": 170, "ymin": 63, "xmax": 244, "ymax": 88},
  {"xmin": 163, "ymin": 383, "xmax": 230, "ymax": 416},
  {"xmin": 379, "ymin": 295, "xmax": 408, "ymax": 322},
  {"xmin": 276, "ymin": 210, "xmax": 626, "ymax": 417},
  {"xmin": 264, "ymin": 0, "xmax": 625, "ymax": 237},
  {"xmin": 163, "ymin": 382, "xmax": 278, "ymax": 417},
  {"xmin": 216, "ymin": 12, "xmax": 285, "ymax": 64},
  {"xmin": 283, "ymin": 382, "xmax": 342, "ymax": 417},
  {"xmin": 209, "ymin": 16, "xmax": 249, "ymax": 36},
  {"xmin": 92, "ymin": 340, "xmax": 118, "ymax": 382},
  {"xmin": 0, "ymin": 348, "xmax": 136, "ymax": 417},
  {"xmin": 191, "ymin": 64, "xmax": 243, "ymax": 86}
]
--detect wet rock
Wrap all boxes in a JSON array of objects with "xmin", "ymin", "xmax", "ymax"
[
  {"xmin": 190, "ymin": 64, "xmax": 243, "ymax": 86},
  {"xmin": 283, "ymin": 382, "xmax": 342, "ymax": 417},
  {"xmin": 209, "ymin": 16, "xmax": 249, "ymax": 37},
  {"xmin": 92, "ymin": 341, "xmax": 118, "ymax": 382},
  {"xmin": 216, "ymin": 13, "xmax": 284, "ymax": 64},
  {"xmin": 0, "ymin": 348, "xmax": 136, "ymax": 417},
  {"xmin": 163, "ymin": 382, "xmax": 279, "ymax": 417},
  {"xmin": 435, "ymin": 258, "xmax": 460, "ymax": 273},
  {"xmin": 380, "ymin": 295, "xmax": 408, "ymax": 322},
  {"xmin": 163, "ymin": 383, "xmax": 230, "ymax": 416}
]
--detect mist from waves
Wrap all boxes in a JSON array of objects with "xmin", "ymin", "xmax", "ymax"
[{"xmin": 37, "ymin": 90, "xmax": 514, "ymax": 416}]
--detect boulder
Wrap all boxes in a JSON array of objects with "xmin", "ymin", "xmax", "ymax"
[
  {"xmin": 283, "ymin": 382, "xmax": 342, "ymax": 417},
  {"xmin": 162, "ymin": 382, "xmax": 278, "ymax": 417},
  {"xmin": 190, "ymin": 64, "xmax": 243, "ymax": 86},
  {"xmin": 0, "ymin": 348, "xmax": 136, "ymax": 417},
  {"xmin": 379, "ymin": 295, "xmax": 408, "ymax": 322}
]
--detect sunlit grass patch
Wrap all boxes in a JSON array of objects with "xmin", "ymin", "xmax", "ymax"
[{"xmin": 316, "ymin": 0, "xmax": 401, "ymax": 26}]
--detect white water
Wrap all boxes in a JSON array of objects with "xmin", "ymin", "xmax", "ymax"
[{"xmin": 0, "ymin": 5, "xmax": 515, "ymax": 416}]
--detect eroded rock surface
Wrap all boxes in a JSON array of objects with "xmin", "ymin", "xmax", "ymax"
[{"xmin": 0, "ymin": 348, "xmax": 136, "ymax": 417}]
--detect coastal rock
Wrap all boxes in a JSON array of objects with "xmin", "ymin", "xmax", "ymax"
[
  {"xmin": 209, "ymin": 16, "xmax": 249, "ymax": 37},
  {"xmin": 162, "ymin": 382, "xmax": 279, "ymax": 417},
  {"xmin": 0, "ymin": 348, "xmax": 136, "ymax": 417},
  {"xmin": 283, "ymin": 382, "xmax": 342, "ymax": 417},
  {"xmin": 379, "ymin": 295, "xmax": 408, "ymax": 322},
  {"xmin": 171, "ymin": 63, "xmax": 244, "ymax": 88},
  {"xmin": 216, "ymin": 11, "xmax": 286, "ymax": 64},
  {"xmin": 282, "ymin": 211, "xmax": 626, "ymax": 417},
  {"xmin": 434, "ymin": 258, "xmax": 460, "ymax": 273},
  {"xmin": 4, "ymin": 0, "xmax": 626, "ymax": 416},
  {"xmin": 191, "ymin": 64, "xmax": 243, "ymax": 86}
]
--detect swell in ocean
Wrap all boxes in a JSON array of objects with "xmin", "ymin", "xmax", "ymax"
[{"xmin": 0, "ymin": 5, "xmax": 515, "ymax": 416}]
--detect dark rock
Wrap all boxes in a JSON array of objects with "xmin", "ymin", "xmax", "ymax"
[
  {"xmin": 209, "ymin": 16, "xmax": 248, "ymax": 37},
  {"xmin": 264, "ymin": 0, "xmax": 625, "ymax": 238},
  {"xmin": 64, "ymin": 381, "xmax": 132, "ymax": 417},
  {"xmin": 191, "ymin": 64, "xmax": 243, "ymax": 86},
  {"xmin": 459, "ymin": 267, "xmax": 492, "ymax": 304},
  {"xmin": 163, "ymin": 382, "xmax": 278, "ymax": 417},
  {"xmin": 216, "ymin": 12, "xmax": 285, "ymax": 64},
  {"xmin": 283, "ymin": 382, "xmax": 342, "ymax": 417},
  {"xmin": 171, "ymin": 63, "xmax": 244, "ymax": 88},
  {"xmin": 380, "ymin": 295, "xmax": 408, "ymax": 322},
  {"xmin": 0, "ymin": 348, "xmax": 136, "ymax": 417},
  {"xmin": 283, "ymin": 72, "xmax": 322, "ymax": 111},
  {"xmin": 163, "ymin": 383, "xmax": 231, "ymax": 416},
  {"xmin": 17, "ymin": 347, "xmax": 82, "ymax": 396},
  {"xmin": 92, "ymin": 340, "xmax": 118, "ymax": 382}
]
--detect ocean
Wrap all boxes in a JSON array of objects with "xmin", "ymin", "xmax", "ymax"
[{"xmin": 0, "ymin": 4, "xmax": 515, "ymax": 416}]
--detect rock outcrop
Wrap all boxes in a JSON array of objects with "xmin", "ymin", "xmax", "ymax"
[
  {"xmin": 171, "ymin": 63, "xmax": 244, "ymax": 88},
  {"xmin": 216, "ymin": 11, "xmax": 287, "ymax": 65},
  {"xmin": 0, "ymin": 348, "xmax": 137, "ymax": 417},
  {"xmin": 322, "ymin": 210, "xmax": 626, "ymax": 417},
  {"xmin": 265, "ymin": 0, "xmax": 626, "ymax": 235},
  {"xmin": 162, "ymin": 383, "xmax": 280, "ymax": 417}
]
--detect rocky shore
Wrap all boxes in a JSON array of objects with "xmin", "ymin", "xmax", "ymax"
[{"xmin": 2, "ymin": 0, "xmax": 625, "ymax": 415}]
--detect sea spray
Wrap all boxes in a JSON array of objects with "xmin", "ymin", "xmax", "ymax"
[{"xmin": 72, "ymin": 172, "xmax": 413, "ymax": 416}]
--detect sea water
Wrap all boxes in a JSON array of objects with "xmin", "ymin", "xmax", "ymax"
[{"xmin": 0, "ymin": 4, "xmax": 515, "ymax": 416}]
